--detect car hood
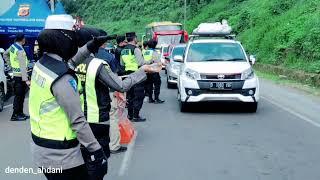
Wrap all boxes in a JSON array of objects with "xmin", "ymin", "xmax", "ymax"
[{"xmin": 185, "ymin": 61, "xmax": 251, "ymax": 74}]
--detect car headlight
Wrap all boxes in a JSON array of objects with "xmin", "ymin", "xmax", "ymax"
[
  {"xmin": 184, "ymin": 68, "xmax": 201, "ymax": 80},
  {"xmin": 242, "ymin": 68, "xmax": 255, "ymax": 80}
]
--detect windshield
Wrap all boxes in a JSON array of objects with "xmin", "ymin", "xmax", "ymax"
[
  {"xmin": 186, "ymin": 43, "xmax": 246, "ymax": 62},
  {"xmin": 172, "ymin": 46, "xmax": 186, "ymax": 57},
  {"xmin": 157, "ymin": 35, "xmax": 182, "ymax": 47},
  {"xmin": 153, "ymin": 25, "xmax": 182, "ymax": 31}
]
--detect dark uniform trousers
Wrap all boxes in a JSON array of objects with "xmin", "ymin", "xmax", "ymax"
[
  {"xmin": 127, "ymin": 81, "xmax": 145, "ymax": 117},
  {"xmin": 146, "ymin": 73, "xmax": 161, "ymax": 99},
  {"xmin": 44, "ymin": 165, "xmax": 89, "ymax": 180},
  {"xmin": 13, "ymin": 77, "xmax": 28, "ymax": 115}
]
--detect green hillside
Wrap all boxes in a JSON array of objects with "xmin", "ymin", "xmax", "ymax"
[{"xmin": 62, "ymin": 0, "xmax": 320, "ymax": 73}]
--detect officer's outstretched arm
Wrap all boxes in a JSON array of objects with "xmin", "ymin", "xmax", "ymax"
[
  {"xmin": 98, "ymin": 64, "xmax": 147, "ymax": 92},
  {"xmin": 70, "ymin": 36, "xmax": 111, "ymax": 67},
  {"xmin": 70, "ymin": 45, "xmax": 91, "ymax": 68},
  {"xmin": 134, "ymin": 48, "xmax": 146, "ymax": 66},
  {"xmin": 52, "ymin": 74, "xmax": 101, "ymax": 152}
]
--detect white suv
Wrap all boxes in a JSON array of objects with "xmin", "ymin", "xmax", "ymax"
[{"xmin": 175, "ymin": 35, "xmax": 259, "ymax": 112}]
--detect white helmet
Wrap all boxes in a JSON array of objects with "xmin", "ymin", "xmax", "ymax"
[
  {"xmin": 0, "ymin": 48, "xmax": 5, "ymax": 53},
  {"xmin": 45, "ymin": 15, "xmax": 75, "ymax": 31}
]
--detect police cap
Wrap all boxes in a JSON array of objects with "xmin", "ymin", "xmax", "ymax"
[{"xmin": 125, "ymin": 32, "xmax": 136, "ymax": 38}]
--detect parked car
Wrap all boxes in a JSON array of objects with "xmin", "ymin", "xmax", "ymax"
[
  {"xmin": 0, "ymin": 48, "xmax": 8, "ymax": 111},
  {"xmin": 176, "ymin": 24, "xmax": 259, "ymax": 112},
  {"xmin": 159, "ymin": 44, "xmax": 174, "ymax": 69},
  {"xmin": 166, "ymin": 44, "xmax": 186, "ymax": 88}
]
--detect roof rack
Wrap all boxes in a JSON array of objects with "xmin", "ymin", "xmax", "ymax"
[{"xmin": 189, "ymin": 34, "xmax": 236, "ymax": 41}]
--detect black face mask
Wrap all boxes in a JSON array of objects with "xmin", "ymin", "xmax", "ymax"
[{"xmin": 59, "ymin": 30, "xmax": 78, "ymax": 61}]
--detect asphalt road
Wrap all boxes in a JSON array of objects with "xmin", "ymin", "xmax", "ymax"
[{"xmin": 1, "ymin": 74, "xmax": 320, "ymax": 180}]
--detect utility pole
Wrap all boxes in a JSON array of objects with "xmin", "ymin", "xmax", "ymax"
[{"xmin": 184, "ymin": 0, "xmax": 187, "ymax": 30}]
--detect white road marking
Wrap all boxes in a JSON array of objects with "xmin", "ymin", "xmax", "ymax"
[
  {"xmin": 261, "ymin": 96, "xmax": 320, "ymax": 128},
  {"xmin": 3, "ymin": 104, "xmax": 13, "ymax": 109},
  {"xmin": 118, "ymin": 131, "xmax": 138, "ymax": 177},
  {"xmin": 3, "ymin": 98, "xmax": 29, "ymax": 109}
]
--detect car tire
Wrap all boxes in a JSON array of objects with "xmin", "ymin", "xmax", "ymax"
[
  {"xmin": 178, "ymin": 91, "xmax": 188, "ymax": 112},
  {"xmin": 179, "ymin": 100, "xmax": 189, "ymax": 112},
  {"xmin": 247, "ymin": 102, "xmax": 258, "ymax": 113},
  {"xmin": 0, "ymin": 85, "xmax": 5, "ymax": 112},
  {"xmin": 167, "ymin": 76, "xmax": 175, "ymax": 89},
  {"xmin": 167, "ymin": 82, "xmax": 175, "ymax": 89}
]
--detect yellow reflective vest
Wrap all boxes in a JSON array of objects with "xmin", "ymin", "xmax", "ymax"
[
  {"xmin": 143, "ymin": 49, "xmax": 154, "ymax": 62},
  {"xmin": 121, "ymin": 48, "xmax": 138, "ymax": 72},
  {"xmin": 9, "ymin": 43, "xmax": 28, "ymax": 76},
  {"xmin": 76, "ymin": 58, "xmax": 110, "ymax": 124},
  {"xmin": 29, "ymin": 56, "xmax": 77, "ymax": 146}
]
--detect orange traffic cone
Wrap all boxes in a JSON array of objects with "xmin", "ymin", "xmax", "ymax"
[{"xmin": 119, "ymin": 118, "xmax": 136, "ymax": 145}]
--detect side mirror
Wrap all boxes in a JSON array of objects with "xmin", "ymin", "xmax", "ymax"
[
  {"xmin": 173, "ymin": 55, "xmax": 183, "ymax": 63},
  {"xmin": 249, "ymin": 55, "xmax": 256, "ymax": 65}
]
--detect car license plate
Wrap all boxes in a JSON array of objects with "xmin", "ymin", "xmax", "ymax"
[{"xmin": 210, "ymin": 82, "xmax": 232, "ymax": 89}]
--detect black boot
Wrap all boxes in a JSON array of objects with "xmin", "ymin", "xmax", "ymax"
[
  {"xmin": 148, "ymin": 96, "xmax": 155, "ymax": 103},
  {"xmin": 132, "ymin": 109, "xmax": 146, "ymax": 122},
  {"xmin": 11, "ymin": 114, "xmax": 26, "ymax": 121},
  {"xmin": 21, "ymin": 113, "xmax": 30, "ymax": 120},
  {"xmin": 154, "ymin": 98, "xmax": 165, "ymax": 104},
  {"xmin": 127, "ymin": 108, "xmax": 133, "ymax": 120}
]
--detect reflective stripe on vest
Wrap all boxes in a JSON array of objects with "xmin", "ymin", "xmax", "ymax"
[
  {"xmin": 143, "ymin": 50, "xmax": 153, "ymax": 62},
  {"xmin": 85, "ymin": 58, "xmax": 105, "ymax": 123},
  {"xmin": 9, "ymin": 44, "xmax": 28, "ymax": 75},
  {"xmin": 76, "ymin": 58, "xmax": 110, "ymax": 124},
  {"xmin": 121, "ymin": 49, "xmax": 138, "ymax": 72},
  {"xmin": 29, "ymin": 62, "xmax": 77, "ymax": 142}
]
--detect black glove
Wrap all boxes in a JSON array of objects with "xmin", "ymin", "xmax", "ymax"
[
  {"xmin": 81, "ymin": 148, "xmax": 108, "ymax": 180},
  {"xmin": 86, "ymin": 35, "xmax": 118, "ymax": 53}
]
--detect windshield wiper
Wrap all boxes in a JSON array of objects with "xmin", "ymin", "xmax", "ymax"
[
  {"xmin": 224, "ymin": 58, "xmax": 246, "ymax": 61},
  {"xmin": 204, "ymin": 58, "xmax": 224, "ymax": 62}
]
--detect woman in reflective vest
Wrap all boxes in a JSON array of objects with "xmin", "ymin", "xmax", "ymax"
[{"xmin": 29, "ymin": 15, "xmax": 110, "ymax": 180}]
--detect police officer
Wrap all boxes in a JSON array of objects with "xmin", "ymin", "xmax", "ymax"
[
  {"xmin": 143, "ymin": 39, "xmax": 165, "ymax": 104},
  {"xmin": 114, "ymin": 35, "xmax": 127, "ymax": 76},
  {"xmin": 76, "ymin": 28, "xmax": 161, "ymax": 160},
  {"xmin": 3, "ymin": 33, "xmax": 30, "ymax": 121},
  {"xmin": 121, "ymin": 32, "xmax": 149, "ymax": 122},
  {"xmin": 29, "ymin": 15, "xmax": 109, "ymax": 179}
]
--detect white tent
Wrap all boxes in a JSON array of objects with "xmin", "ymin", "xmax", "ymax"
[{"xmin": 0, "ymin": 0, "xmax": 15, "ymax": 16}]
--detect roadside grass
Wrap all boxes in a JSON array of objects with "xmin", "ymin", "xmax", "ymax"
[{"xmin": 256, "ymin": 70, "xmax": 320, "ymax": 96}]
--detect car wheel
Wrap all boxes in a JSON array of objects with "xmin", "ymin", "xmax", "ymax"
[
  {"xmin": 167, "ymin": 76, "xmax": 175, "ymax": 89},
  {"xmin": 167, "ymin": 82, "xmax": 175, "ymax": 89},
  {"xmin": 179, "ymin": 100, "xmax": 188, "ymax": 112},
  {"xmin": 247, "ymin": 102, "xmax": 258, "ymax": 113},
  {"xmin": 178, "ymin": 92, "xmax": 188, "ymax": 112},
  {"xmin": 0, "ymin": 85, "xmax": 5, "ymax": 112}
]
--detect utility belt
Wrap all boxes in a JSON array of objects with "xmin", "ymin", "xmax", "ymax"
[{"xmin": 32, "ymin": 133, "xmax": 79, "ymax": 149}]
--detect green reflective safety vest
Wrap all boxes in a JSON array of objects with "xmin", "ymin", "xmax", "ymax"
[
  {"xmin": 121, "ymin": 49, "xmax": 138, "ymax": 72},
  {"xmin": 9, "ymin": 43, "xmax": 28, "ymax": 76},
  {"xmin": 76, "ymin": 58, "xmax": 109, "ymax": 124},
  {"xmin": 143, "ymin": 50, "xmax": 154, "ymax": 62},
  {"xmin": 29, "ymin": 58, "xmax": 77, "ymax": 142}
]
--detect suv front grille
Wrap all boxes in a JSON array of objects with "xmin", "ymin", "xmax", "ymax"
[{"xmin": 200, "ymin": 73, "xmax": 242, "ymax": 80}]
